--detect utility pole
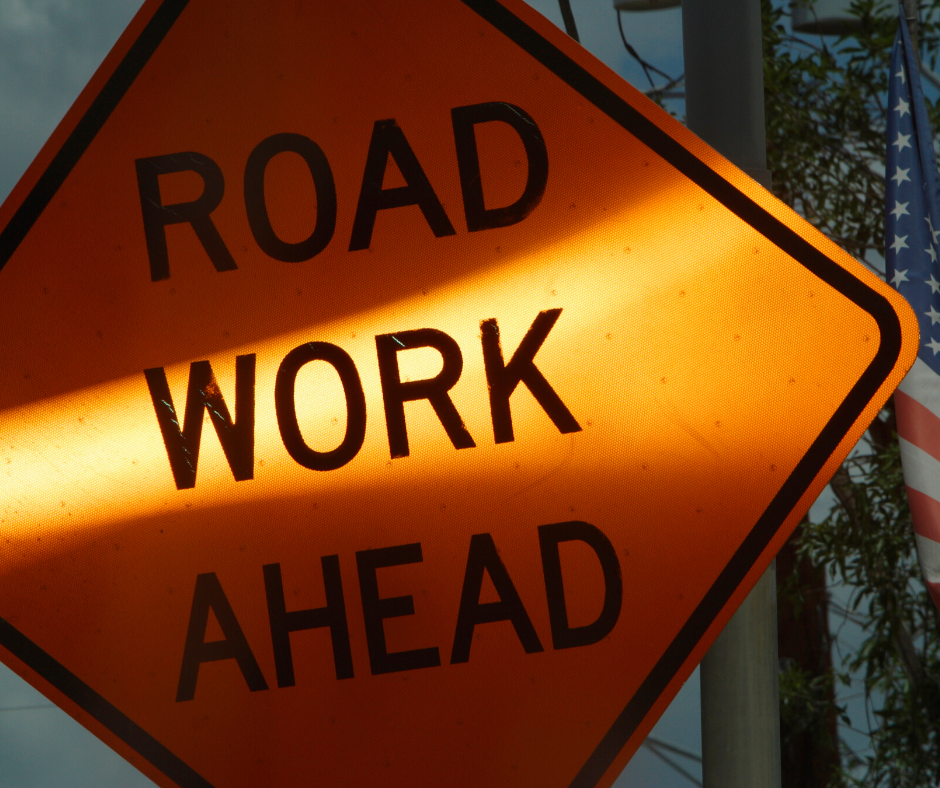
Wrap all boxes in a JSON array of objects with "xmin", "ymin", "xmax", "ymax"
[{"xmin": 681, "ymin": 1, "xmax": 782, "ymax": 786}]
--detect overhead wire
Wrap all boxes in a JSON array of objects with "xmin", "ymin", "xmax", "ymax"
[
  {"xmin": 616, "ymin": 10, "xmax": 676, "ymax": 82},
  {"xmin": 557, "ymin": 0, "xmax": 682, "ymax": 98},
  {"xmin": 617, "ymin": 9, "xmax": 656, "ymax": 88},
  {"xmin": 615, "ymin": 9, "xmax": 683, "ymax": 99},
  {"xmin": 642, "ymin": 736, "xmax": 703, "ymax": 786},
  {"xmin": 644, "ymin": 735, "xmax": 702, "ymax": 763}
]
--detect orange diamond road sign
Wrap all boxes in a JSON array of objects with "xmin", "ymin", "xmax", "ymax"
[{"xmin": 0, "ymin": 0, "xmax": 917, "ymax": 786}]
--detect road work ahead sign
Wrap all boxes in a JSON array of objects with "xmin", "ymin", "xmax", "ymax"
[{"xmin": 0, "ymin": 0, "xmax": 917, "ymax": 786}]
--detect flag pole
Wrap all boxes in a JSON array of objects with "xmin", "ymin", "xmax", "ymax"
[
  {"xmin": 886, "ymin": 2, "xmax": 940, "ymax": 628},
  {"xmin": 681, "ymin": 1, "xmax": 782, "ymax": 786},
  {"xmin": 903, "ymin": 0, "xmax": 919, "ymax": 53}
]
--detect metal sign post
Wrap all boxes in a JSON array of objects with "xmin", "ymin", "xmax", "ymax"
[{"xmin": 682, "ymin": 1, "xmax": 782, "ymax": 785}]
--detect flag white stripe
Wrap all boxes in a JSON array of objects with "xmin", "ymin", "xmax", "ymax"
[
  {"xmin": 898, "ymin": 357, "xmax": 940, "ymax": 421},
  {"xmin": 914, "ymin": 532, "xmax": 940, "ymax": 583},
  {"xmin": 898, "ymin": 437, "xmax": 940, "ymax": 499}
]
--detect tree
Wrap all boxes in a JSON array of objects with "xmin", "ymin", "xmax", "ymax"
[{"xmin": 764, "ymin": 2, "xmax": 940, "ymax": 785}]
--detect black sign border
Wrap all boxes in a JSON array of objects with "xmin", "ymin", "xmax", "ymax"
[{"xmin": 0, "ymin": 1, "xmax": 904, "ymax": 787}]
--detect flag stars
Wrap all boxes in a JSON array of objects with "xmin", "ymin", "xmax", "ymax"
[
  {"xmin": 891, "ymin": 28, "xmax": 940, "ymax": 401},
  {"xmin": 893, "ymin": 166, "xmax": 911, "ymax": 185},
  {"xmin": 928, "ymin": 216, "xmax": 940, "ymax": 243}
]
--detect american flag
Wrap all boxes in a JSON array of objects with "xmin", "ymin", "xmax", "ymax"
[{"xmin": 887, "ymin": 12, "xmax": 940, "ymax": 612}]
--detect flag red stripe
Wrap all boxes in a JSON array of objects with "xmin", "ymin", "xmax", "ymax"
[
  {"xmin": 905, "ymin": 485, "xmax": 940, "ymax": 543},
  {"xmin": 896, "ymin": 389, "xmax": 940, "ymax": 466}
]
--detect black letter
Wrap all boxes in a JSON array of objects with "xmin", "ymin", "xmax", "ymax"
[
  {"xmin": 375, "ymin": 328, "xmax": 475, "ymax": 458},
  {"xmin": 176, "ymin": 572, "xmax": 268, "ymax": 702},
  {"xmin": 355, "ymin": 544, "xmax": 440, "ymax": 674},
  {"xmin": 452, "ymin": 102, "xmax": 548, "ymax": 232},
  {"xmin": 450, "ymin": 533, "xmax": 543, "ymax": 664},
  {"xmin": 144, "ymin": 354, "xmax": 255, "ymax": 490},
  {"xmin": 481, "ymin": 309, "xmax": 581, "ymax": 444},
  {"xmin": 349, "ymin": 119, "xmax": 456, "ymax": 251},
  {"xmin": 275, "ymin": 342, "xmax": 366, "ymax": 471},
  {"xmin": 538, "ymin": 521, "xmax": 622, "ymax": 649},
  {"xmin": 135, "ymin": 152, "xmax": 237, "ymax": 281},
  {"xmin": 263, "ymin": 559, "xmax": 353, "ymax": 686},
  {"xmin": 244, "ymin": 133, "xmax": 337, "ymax": 262}
]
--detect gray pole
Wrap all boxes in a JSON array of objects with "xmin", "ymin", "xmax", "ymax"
[
  {"xmin": 903, "ymin": 0, "xmax": 918, "ymax": 52},
  {"xmin": 681, "ymin": 1, "xmax": 782, "ymax": 786}
]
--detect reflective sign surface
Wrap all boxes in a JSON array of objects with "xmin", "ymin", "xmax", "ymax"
[{"xmin": 0, "ymin": 1, "xmax": 918, "ymax": 786}]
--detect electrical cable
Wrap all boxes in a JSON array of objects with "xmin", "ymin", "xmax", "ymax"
[
  {"xmin": 642, "ymin": 739, "xmax": 703, "ymax": 787},
  {"xmin": 617, "ymin": 9, "xmax": 654, "ymax": 87},
  {"xmin": 616, "ymin": 9, "xmax": 676, "ymax": 90},
  {"xmin": 644, "ymin": 735, "xmax": 703, "ymax": 763}
]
